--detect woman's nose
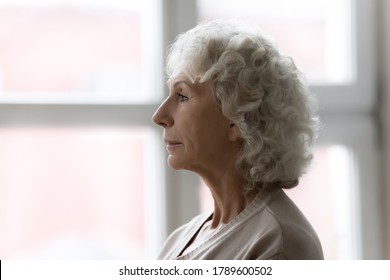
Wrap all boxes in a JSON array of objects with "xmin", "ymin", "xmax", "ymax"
[{"xmin": 152, "ymin": 98, "xmax": 173, "ymax": 128}]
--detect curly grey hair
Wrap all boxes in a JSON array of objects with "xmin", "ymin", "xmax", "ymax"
[{"xmin": 166, "ymin": 20, "xmax": 319, "ymax": 193}]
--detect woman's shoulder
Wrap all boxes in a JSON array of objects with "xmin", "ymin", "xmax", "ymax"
[
  {"xmin": 257, "ymin": 189, "xmax": 324, "ymax": 259},
  {"xmin": 262, "ymin": 189, "xmax": 318, "ymax": 235}
]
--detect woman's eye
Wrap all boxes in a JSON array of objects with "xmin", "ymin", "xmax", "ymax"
[{"xmin": 177, "ymin": 93, "xmax": 189, "ymax": 102}]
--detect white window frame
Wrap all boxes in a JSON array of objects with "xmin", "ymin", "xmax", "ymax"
[{"xmin": 0, "ymin": 0, "xmax": 380, "ymax": 259}]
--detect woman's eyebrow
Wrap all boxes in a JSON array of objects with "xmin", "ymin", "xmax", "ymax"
[
  {"xmin": 168, "ymin": 80, "xmax": 193, "ymax": 89},
  {"xmin": 167, "ymin": 80, "xmax": 192, "ymax": 95}
]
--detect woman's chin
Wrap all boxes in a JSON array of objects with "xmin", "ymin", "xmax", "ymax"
[{"xmin": 167, "ymin": 156, "xmax": 185, "ymax": 170}]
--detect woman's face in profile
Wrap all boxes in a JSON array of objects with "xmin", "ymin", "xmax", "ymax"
[{"xmin": 152, "ymin": 73, "xmax": 236, "ymax": 174}]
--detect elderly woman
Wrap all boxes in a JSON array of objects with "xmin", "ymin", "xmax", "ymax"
[{"xmin": 152, "ymin": 20, "xmax": 323, "ymax": 260}]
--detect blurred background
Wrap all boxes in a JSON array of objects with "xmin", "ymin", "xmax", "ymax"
[{"xmin": 0, "ymin": 0, "xmax": 388, "ymax": 259}]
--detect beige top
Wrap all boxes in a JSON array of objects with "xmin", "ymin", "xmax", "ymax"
[{"xmin": 158, "ymin": 189, "xmax": 324, "ymax": 260}]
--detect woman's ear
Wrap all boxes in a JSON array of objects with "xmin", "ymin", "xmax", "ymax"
[{"xmin": 228, "ymin": 123, "xmax": 241, "ymax": 141}]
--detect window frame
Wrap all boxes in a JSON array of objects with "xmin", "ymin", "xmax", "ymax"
[{"xmin": 0, "ymin": 0, "xmax": 380, "ymax": 259}]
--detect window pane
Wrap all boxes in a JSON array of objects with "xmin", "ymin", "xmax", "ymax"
[
  {"xmin": 196, "ymin": 0, "xmax": 353, "ymax": 85},
  {"xmin": 0, "ymin": 127, "xmax": 154, "ymax": 259},
  {"xmin": 199, "ymin": 145, "xmax": 358, "ymax": 259},
  {"xmin": 0, "ymin": 0, "xmax": 160, "ymax": 103}
]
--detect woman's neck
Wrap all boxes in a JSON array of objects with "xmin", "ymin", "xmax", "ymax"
[{"xmin": 201, "ymin": 169, "xmax": 258, "ymax": 229}]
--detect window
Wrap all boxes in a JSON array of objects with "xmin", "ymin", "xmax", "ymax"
[
  {"xmin": 0, "ymin": 0, "xmax": 164, "ymax": 259},
  {"xmin": 0, "ymin": 0, "xmax": 161, "ymax": 103},
  {"xmin": 197, "ymin": 0, "xmax": 353, "ymax": 85},
  {"xmin": 0, "ymin": 127, "xmax": 150, "ymax": 258},
  {"xmin": 0, "ymin": 0, "xmax": 380, "ymax": 260}
]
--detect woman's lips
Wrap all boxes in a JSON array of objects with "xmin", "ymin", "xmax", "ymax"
[{"xmin": 164, "ymin": 140, "xmax": 183, "ymax": 152}]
